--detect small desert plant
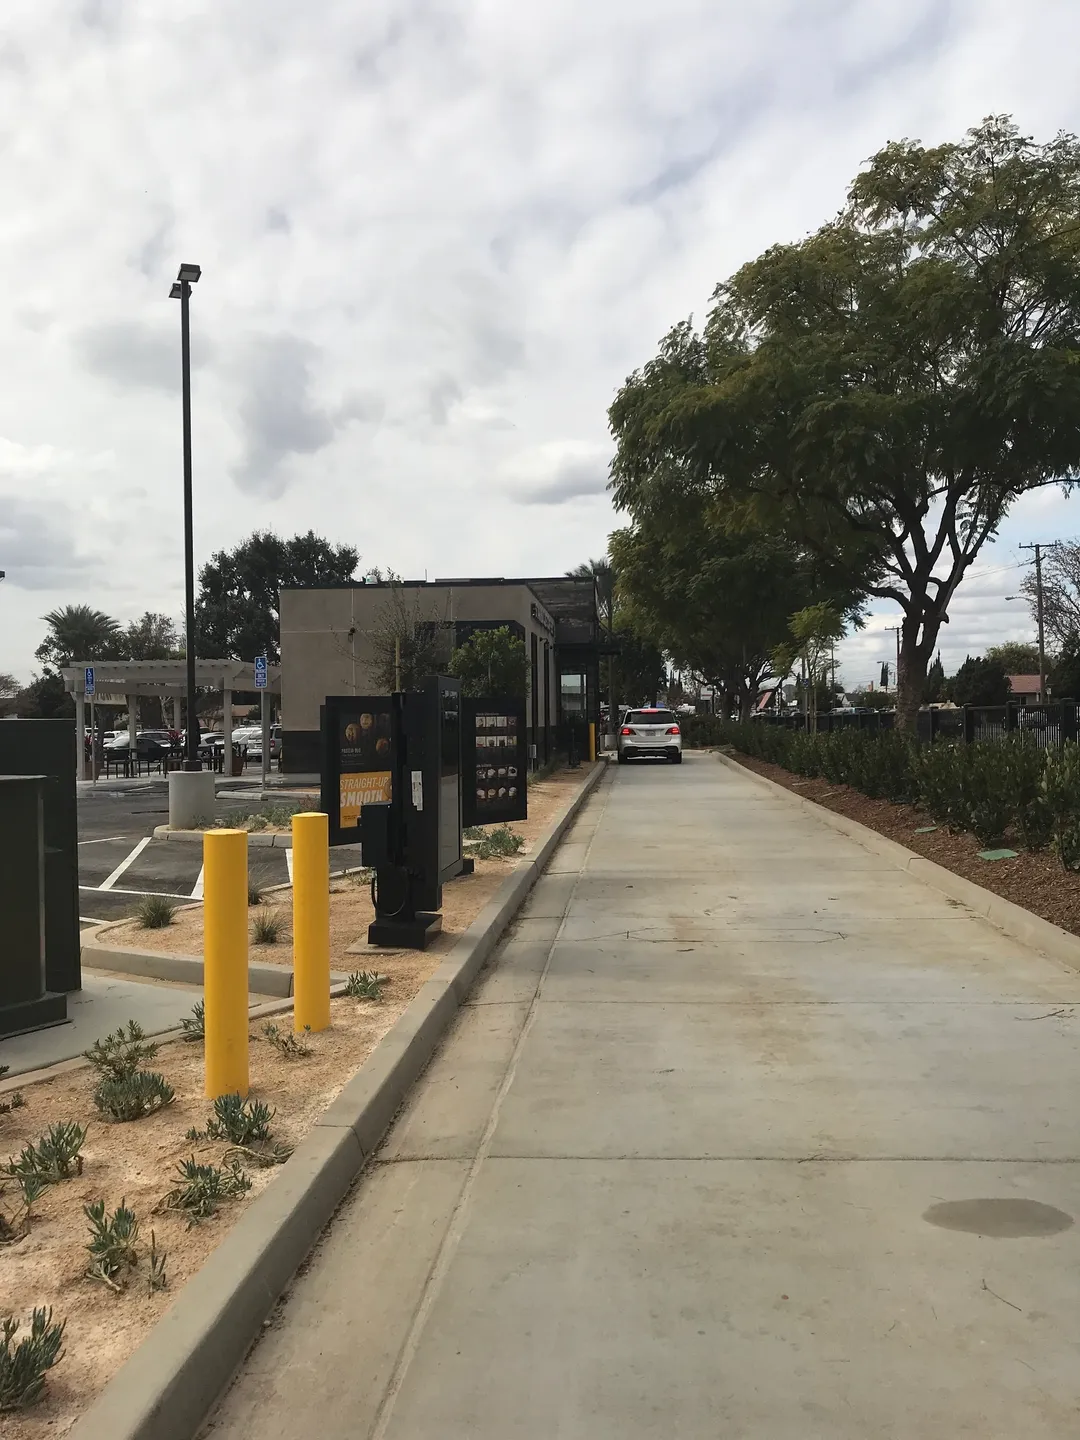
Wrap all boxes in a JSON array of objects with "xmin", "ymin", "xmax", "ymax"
[
  {"xmin": 0, "ymin": 1176, "xmax": 45, "ymax": 1244},
  {"xmin": 247, "ymin": 881, "xmax": 264, "ymax": 906},
  {"xmin": 161, "ymin": 1157, "xmax": 251, "ymax": 1224},
  {"xmin": 463, "ymin": 825, "xmax": 485, "ymax": 840},
  {"xmin": 472, "ymin": 826, "xmax": 525, "ymax": 859},
  {"xmin": 147, "ymin": 1232, "xmax": 167, "ymax": 1293},
  {"xmin": 179, "ymin": 1000, "xmax": 205, "ymax": 1043},
  {"xmin": 93, "ymin": 1071, "xmax": 175, "ymax": 1123},
  {"xmin": 84, "ymin": 1199, "xmax": 139, "ymax": 1290},
  {"xmin": 205, "ymin": 1094, "xmax": 274, "ymax": 1147},
  {"xmin": 262, "ymin": 1022, "xmax": 311, "ymax": 1058},
  {"xmin": 135, "ymin": 895, "xmax": 177, "ymax": 929},
  {"xmin": 345, "ymin": 970, "xmax": 387, "ymax": 1000},
  {"xmin": 0, "ymin": 1307, "xmax": 65, "ymax": 1412},
  {"xmin": 0, "ymin": 1092, "xmax": 24, "ymax": 1118},
  {"xmin": 84, "ymin": 1020, "xmax": 159, "ymax": 1081},
  {"xmin": 5, "ymin": 1123, "xmax": 86, "ymax": 1186},
  {"xmin": 252, "ymin": 911, "xmax": 284, "ymax": 945}
]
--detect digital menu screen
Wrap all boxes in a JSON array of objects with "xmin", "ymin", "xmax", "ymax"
[
  {"xmin": 462, "ymin": 697, "xmax": 527, "ymax": 827},
  {"xmin": 322, "ymin": 696, "xmax": 395, "ymax": 846}
]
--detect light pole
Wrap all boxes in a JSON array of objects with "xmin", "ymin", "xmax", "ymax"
[
  {"xmin": 1019, "ymin": 544, "xmax": 1048, "ymax": 702},
  {"xmin": 170, "ymin": 263, "xmax": 202, "ymax": 769}
]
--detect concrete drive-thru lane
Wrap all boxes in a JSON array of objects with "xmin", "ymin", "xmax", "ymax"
[{"xmin": 207, "ymin": 755, "xmax": 1080, "ymax": 1439}]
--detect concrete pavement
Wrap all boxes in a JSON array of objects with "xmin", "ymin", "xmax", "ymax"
[{"xmin": 205, "ymin": 753, "xmax": 1080, "ymax": 1439}]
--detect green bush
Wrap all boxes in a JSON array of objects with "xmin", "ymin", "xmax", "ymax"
[
  {"xmin": 161, "ymin": 1157, "xmax": 251, "ymax": 1225},
  {"xmin": 1042, "ymin": 743, "xmax": 1080, "ymax": 870},
  {"xmin": 93, "ymin": 1071, "xmax": 174, "ymax": 1123},
  {"xmin": 1000, "ymin": 737, "xmax": 1054, "ymax": 851},
  {"xmin": 913, "ymin": 742, "xmax": 966, "ymax": 826},
  {"xmin": 84, "ymin": 1199, "xmax": 139, "ymax": 1289},
  {"xmin": 5, "ymin": 1123, "xmax": 86, "ymax": 1186},
  {"xmin": 84, "ymin": 1021, "xmax": 159, "ymax": 1081},
  {"xmin": 205, "ymin": 1094, "xmax": 274, "ymax": 1147},
  {"xmin": 0, "ymin": 1308, "xmax": 65, "ymax": 1412},
  {"xmin": 135, "ymin": 896, "xmax": 176, "ymax": 929}
]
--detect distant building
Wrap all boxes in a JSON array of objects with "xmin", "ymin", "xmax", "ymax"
[{"xmin": 1008, "ymin": 674, "xmax": 1044, "ymax": 704}]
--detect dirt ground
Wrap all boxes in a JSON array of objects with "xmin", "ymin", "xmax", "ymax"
[
  {"xmin": 725, "ymin": 750, "xmax": 1080, "ymax": 938},
  {"xmin": 2, "ymin": 765, "xmax": 594, "ymax": 1439}
]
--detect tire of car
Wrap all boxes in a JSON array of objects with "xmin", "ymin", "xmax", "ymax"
[
  {"xmin": 617, "ymin": 750, "xmax": 628, "ymax": 764},
  {"xmin": 669, "ymin": 750, "xmax": 682, "ymax": 764}
]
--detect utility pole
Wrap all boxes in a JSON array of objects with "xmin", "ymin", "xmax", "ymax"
[{"xmin": 1020, "ymin": 544, "xmax": 1048, "ymax": 702}]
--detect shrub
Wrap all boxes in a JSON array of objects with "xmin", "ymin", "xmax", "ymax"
[
  {"xmin": 247, "ymin": 882, "xmax": 264, "ymax": 906},
  {"xmin": 135, "ymin": 895, "xmax": 176, "ymax": 929},
  {"xmin": 5, "ymin": 1123, "xmax": 86, "ymax": 1186},
  {"xmin": 205, "ymin": 1094, "xmax": 274, "ymax": 1147},
  {"xmin": 93, "ymin": 1071, "xmax": 175, "ymax": 1123},
  {"xmin": 179, "ymin": 1001, "xmax": 205, "ymax": 1043},
  {"xmin": 0, "ymin": 1308, "xmax": 65, "ymax": 1412},
  {"xmin": 0, "ymin": 1092, "xmax": 24, "ymax": 1119},
  {"xmin": 345, "ymin": 970, "xmax": 387, "ymax": 1000},
  {"xmin": 1000, "ymin": 736, "xmax": 1054, "ymax": 851},
  {"xmin": 1042, "ymin": 742, "xmax": 1080, "ymax": 870},
  {"xmin": 913, "ymin": 741, "xmax": 966, "ymax": 826},
  {"xmin": 84, "ymin": 1021, "xmax": 159, "ymax": 1082},
  {"xmin": 262, "ymin": 1022, "xmax": 311, "ymax": 1058},
  {"xmin": 252, "ymin": 911, "xmax": 284, "ymax": 945},
  {"xmin": 84, "ymin": 1199, "xmax": 139, "ymax": 1290},
  {"xmin": 962, "ymin": 744, "xmax": 1013, "ymax": 846},
  {"xmin": 161, "ymin": 1157, "xmax": 251, "ymax": 1225},
  {"xmin": 471, "ymin": 826, "xmax": 525, "ymax": 859}
]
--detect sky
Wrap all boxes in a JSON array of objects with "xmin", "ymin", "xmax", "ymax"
[{"xmin": 2, "ymin": 0, "xmax": 1079, "ymax": 690}]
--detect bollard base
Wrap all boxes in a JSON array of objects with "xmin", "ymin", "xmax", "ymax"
[
  {"xmin": 367, "ymin": 912, "xmax": 442, "ymax": 951},
  {"xmin": 0, "ymin": 990, "xmax": 68, "ymax": 1040},
  {"xmin": 168, "ymin": 769, "xmax": 216, "ymax": 829}
]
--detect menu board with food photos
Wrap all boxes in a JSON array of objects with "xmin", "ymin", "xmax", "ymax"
[
  {"xmin": 322, "ymin": 695, "xmax": 395, "ymax": 846},
  {"xmin": 462, "ymin": 696, "xmax": 527, "ymax": 827}
]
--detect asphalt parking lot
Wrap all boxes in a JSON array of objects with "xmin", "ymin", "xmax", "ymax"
[{"xmin": 77, "ymin": 780, "xmax": 362, "ymax": 924}]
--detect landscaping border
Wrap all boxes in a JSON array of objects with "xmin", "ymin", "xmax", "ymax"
[
  {"xmin": 66, "ymin": 759, "xmax": 608, "ymax": 1440},
  {"xmin": 716, "ymin": 751, "xmax": 1080, "ymax": 972},
  {"xmin": 152, "ymin": 826, "xmax": 294, "ymax": 846}
]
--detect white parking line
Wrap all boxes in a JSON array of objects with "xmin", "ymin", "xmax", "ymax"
[
  {"xmin": 284, "ymin": 848, "xmax": 294, "ymax": 883},
  {"xmin": 79, "ymin": 884, "xmax": 194, "ymax": 900},
  {"xmin": 191, "ymin": 865, "xmax": 205, "ymax": 900},
  {"xmin": 98, "ymin": 836, "xmax": 153, "ymax": 890},
  {"xmin": 79, "ymin": 916, "xmax": 110, "ymax": 925},
  {"xmin": 78, "ymin": 835, "xmax": 129, "ymax": 845}
]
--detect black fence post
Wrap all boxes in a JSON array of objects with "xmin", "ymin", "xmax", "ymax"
[
  {"xmin": 1063, "ymin": 702, "xmax": 1078, "ymax": 747},
  {"xmin": 962, "ymin": 706, "xmax": 974, "ymax": 745}
]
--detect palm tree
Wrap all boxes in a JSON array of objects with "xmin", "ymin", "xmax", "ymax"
[{"xmin": 36, "ymin": 605, "xmax": 122, "ymax": 668}]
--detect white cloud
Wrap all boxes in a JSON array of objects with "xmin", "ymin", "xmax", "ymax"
[{"xmin": 3, "ymin": 0, "xmax": 1080, "ymax": 680}]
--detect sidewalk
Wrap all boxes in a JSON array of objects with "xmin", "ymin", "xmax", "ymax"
[{"xmin": 208, "ymin": 753, "xmax": 1080, "ymax": 1438}]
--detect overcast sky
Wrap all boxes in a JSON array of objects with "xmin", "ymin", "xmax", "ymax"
[{"xmin": 2, "ymin": 0, "xmax": 1079, "ymax": 689}]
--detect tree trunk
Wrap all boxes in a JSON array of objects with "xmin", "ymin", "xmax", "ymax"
[{"xmin": 894, "ymin": 611, "xmax": 941, "ymax": 734}]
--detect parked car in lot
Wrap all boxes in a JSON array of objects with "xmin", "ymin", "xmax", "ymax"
[
  {"xmin": 618, "ymin": 708, "xmax": 683, "ymax": 764},
  {"xmin": 103, "ymin": 730, "xmax": 173, "ymax": 761}
]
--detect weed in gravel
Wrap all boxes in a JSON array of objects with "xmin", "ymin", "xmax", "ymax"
[
  {"xmin": 179, "ymin": 1000, "xmax": 205, "ymax": 1043},
  {"xmin": 0, "ymin": 1092, "xmax": 24, "ymax": 1118},
  {"xmin": 5, "ymin": 1122, "xmax": 86, "ymax": 1185},
  {"xmin": 0, "ymin": 1308, "xmax": 65, "ymax": 1412},
  {"xmin": 205, "ymin": 1094, "xmax": 274, "ymax": 1147},
  {"xmin": 84, "ymin": 1020, "xmax": 159, "ymax": 1082},
  {"xmin": 0, "ymin": 1176, "xmax": 45, "ymax": 1244},
  {"xmin": 247, "ymin": 881, "xmax": 264, "ymax": 906},
  {"xmin": 84, "ymin": 1199, "xmax": 140, "ymax": 1290},
  {"xmin": 160, "ymin": 1157, "xmax": 251, "ymax": 1225},
  {"xmin": 147, "ymin": 1231, "xmax": 168, "ymax": 1293},
  {"xmin": 252, "ymin": 911, "xmax": 284, "ymax": 945},
  {"xmin": 345, "ymin": 970, "xmax": 387, "ymax": 1000},
  {"xmin": 135, "ymin": 895, "xmax": 177, "ymax": 929},
  {"xmin": 470, "ymin": 826, "xmax": 525, "ymax": 859},
  {"xmin": 93, "ymin": 1071, "xmax": 175, "ymax": 1122},
  {"xmin": 262, "ymin": 1022, "xmax": 311, "ymax": 1058}
]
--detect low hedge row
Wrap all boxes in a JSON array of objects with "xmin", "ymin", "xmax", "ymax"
[{"xmin": 717, "ymin": 720, "xmax": 1080, "ymax": 869}]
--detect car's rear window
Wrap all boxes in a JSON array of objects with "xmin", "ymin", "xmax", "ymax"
[{"xmin": 626, "ymin": 710, "xmax": 677, "ymax": 725}]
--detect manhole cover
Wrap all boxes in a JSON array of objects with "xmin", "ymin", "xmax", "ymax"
[{"xmin": 923, "ymin": 1198, "xmax": 1073, "ymax": 1238}]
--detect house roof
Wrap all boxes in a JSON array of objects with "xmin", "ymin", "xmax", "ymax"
[{"xmin": 1008, "ymin": 674, "xmax": 1042, "ymax": 694}]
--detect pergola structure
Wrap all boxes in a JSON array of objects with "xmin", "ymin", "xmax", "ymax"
[{"xmin": 61, "ymin": 660, "xmax": 281, "ymax": 780}]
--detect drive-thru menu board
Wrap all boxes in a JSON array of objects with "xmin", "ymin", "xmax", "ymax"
[
  {"xmin": 321, "ymin": 695, "xmax": 395, "ymax": 846},
  {"xmin": 461, "ymin": 696, "xmax": 527, "ymax": 827}
]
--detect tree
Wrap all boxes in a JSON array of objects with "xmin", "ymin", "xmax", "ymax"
[
  {"xmin": 448, "ymin": 626, "xmax": 528, "ymax": 697},
  {"xmin": 0, "ymin": 672, "xmax": 19, "ymax": 718},
  {"xmin": 771, "ymin": 604, "xmax": 847, "ymax": 731},
  {"xmin": 613, "ymin": 626, "xmax": 666, "ymax": 708},
  {"xmin": 610, "ymin": 117, "xmax": 1080, "ymax": 731},
  {"xmin": 35, "ymin": 605, "xmax": 122, "ymax": 669},
  {"xmin": 366, "ymin": 578, "xmax": 450, "ymax": 692},
  {"xmin": 16, "ymin": 671, "xmax": 74, "ymax": 719},
  {"xmin": 951, "ymin": 654, "xmax": 1010, "ymax": 707},
  {"xmin": 1020, "ymin": 541, "xmax": 1080, "ymax": 649},
  {"xmin": 845, "ymin": 687, "xmax": 895, "ymax": 711},
  {"xmin": 985, "ymin": 641, "xmax": 1041, "ymax": 674},
  {"xmin": 922, "ymin": 653, "xmax": 947, "ymax": 704},
  {"xmin": 196, "ymin": 530, "xmax": 359, "ymax": 662},
  {"xmin": 121, "ymin": 612, "xmax": 181, "ymax": 660},
  {"xmin": 1051, "ymin": 632, "xmax": 1080, "ymax": 699}
]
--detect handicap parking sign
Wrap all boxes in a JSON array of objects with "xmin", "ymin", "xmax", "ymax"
[
  {"xmin": 84, "ymin": 666, "xmax": 95, "ymax": 696},
  {"xmin": 254, "ymin": 656, "xmax": 267, "ymax": 689}
]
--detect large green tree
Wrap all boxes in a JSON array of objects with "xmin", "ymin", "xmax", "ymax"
[
  {"xmin": 610, "ymin": 117, "xmax": 1080, "ymax": 731},
  {"xmin": 122, "ymin": 612, "xmax": 182, "ymax": 660},
  {"xmin": 449, "ymin": 626, "xmax": 528, "ymax": 696},
  {"xmin": 951, "ymin": 654, "xmax": 1010, "ymax": 707},
  {"xmin": 35, "ymin": 604, "xmax": 122, "ymax": 668},
  {"xmin": 196, "ymin": 530, "xmax": 359, "ymax": 662}
]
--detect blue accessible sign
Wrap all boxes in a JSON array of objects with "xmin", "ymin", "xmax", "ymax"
[
  {"xmin": 84, "ymin": 666, "xmax": 95, "ymax": 696},
  {"xmin": 254, "ymin": 656, "xmax": 268, "ymax": 690}
]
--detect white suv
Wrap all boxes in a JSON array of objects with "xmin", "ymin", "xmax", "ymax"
[{"xmin": 618, "ymin": 708, "xmax": 683, "ymax": 764}]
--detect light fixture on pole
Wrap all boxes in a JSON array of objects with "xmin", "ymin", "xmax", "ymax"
[{"xmin": 170, "ymin": 263, "xmax": 202, "ymax": 769}]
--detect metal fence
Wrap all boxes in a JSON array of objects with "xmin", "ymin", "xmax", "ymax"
[{"xmin": 760, "ymin": 702, "xmax": 1079, "ymax": 749}]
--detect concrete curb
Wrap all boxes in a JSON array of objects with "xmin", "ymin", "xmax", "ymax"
[
  {"xmin": 716, "ymin": 751, "xmax": 1080, "ymax": 972},
  {"xmin": 80, "ymin": 939, "xmax": 300, "ymax": 997},
  {"xmin": 67, "ymin": 760, "xmax": 608, "ymax": 1440},
  {"xmin": 152, "ymin": 826, "xmax": 293, "ymax": 846}
]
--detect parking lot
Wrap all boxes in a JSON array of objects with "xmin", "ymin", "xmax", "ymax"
[{"xmin": 77, "ymin": 780, "xmax": 362, "ymax": 924}]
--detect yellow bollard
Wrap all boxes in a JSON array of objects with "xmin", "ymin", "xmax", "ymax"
[
  {"xmin": 588, "ymin": 722, "xmax": 597, "ymax": 763},
  {"xmin": 203, "ymin": 829, "xmax": 249, "ymax": 1099},
  {"xmin": 292, "ymin": 811, "xmax": 330, "ymax": 1033}
]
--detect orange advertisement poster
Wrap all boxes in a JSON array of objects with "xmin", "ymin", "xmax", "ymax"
[{"xmin": 339, "ymin": 771, "xmax": 392, "ymax": 829}]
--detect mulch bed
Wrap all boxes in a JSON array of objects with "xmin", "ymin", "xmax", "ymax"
[{"xmin": 723, "ymin": 750, "xmax": 1080, "ymax": 940}]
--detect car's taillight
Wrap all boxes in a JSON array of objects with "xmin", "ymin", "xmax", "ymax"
[
  {"xmin": 621, "ymin": 726, "xmax": 633, "ymax": 736},
  {"xmin": 667, "ymin": 726, "xmax": 680, "ymax": 735}
]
